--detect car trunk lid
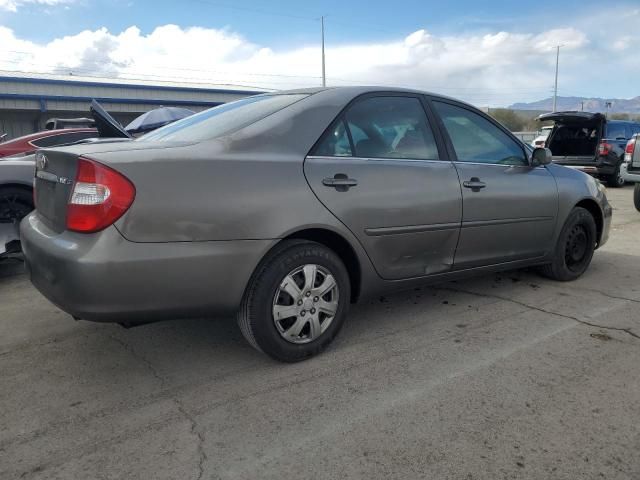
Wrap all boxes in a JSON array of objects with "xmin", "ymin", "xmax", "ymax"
[
  {"xmin": 34, "ymin": 150, "xmax": 78, "ymax": 233},
  {"xmin": 539, "ymin": 111, "xmax": 605, "ymax": 165}
]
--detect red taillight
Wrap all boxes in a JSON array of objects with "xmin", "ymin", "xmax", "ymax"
[
  {"xmin": 598, "ymin": 142, "xmax": 612, "ymax": 156},
  {"xmin": 626, "ymin": 138, "xmax": 637, "ymax": 163},
  {"xmin": 66, "ymin": 157, "xmax": 135, "ymax": 233}
]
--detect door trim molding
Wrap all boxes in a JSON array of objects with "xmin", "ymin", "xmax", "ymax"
[
  {"xmin": 365, "ymin": 222, "xmax": 460, "ymax": 236},
  {"xmin": 461, "ymin": 216, "xmax": 553, "ymax": 228}
]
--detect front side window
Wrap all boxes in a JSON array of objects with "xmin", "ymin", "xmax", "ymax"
[
  {"xmin": 346, "ymin": 96, "xmax": 438, "ymax": 160},
  {"xmin": 434, "ymin": 101, "xmax": 527, "ymax": 166}
]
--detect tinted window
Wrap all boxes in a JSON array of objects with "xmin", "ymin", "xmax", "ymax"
[
  {"xmin": 140, "ymin": 94, "xmax": 308, "ymax": 142},
  {"xmin": 434, "ymin": 102, "xmax": 527, "ymax": 166},
  {"xmin": 312, "ymin": 119, "xmax": 352, "ymax": 157},
  {"xmin": 345, "ymin": 96, "xmax": 438, "ymax": 160},
  {"xmin": 605, "ymin": 123, "xmax": 628, "ymax": 140},
  {"xmin": 31, "ymin": 131, "xmax": 97, "ymax": 147}
]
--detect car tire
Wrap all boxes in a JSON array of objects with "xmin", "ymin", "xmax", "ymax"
[
  {"xmin": 634, "ymin": 183, "xmax": 640, "ymax": 212},
  {"xmin": 538, "ymin": 207, "xmax": 597, "ymax": 281},
  {"xmin": 606, "ymin": 163, "xmax": 625, "ymax": 188},
  {"xmin": 237, "ymin": 240, "xmax": 350, "ymax": 362},
  {"xmin": 0, "ymin": 186, "xmax": 34, "ymax": 224}
]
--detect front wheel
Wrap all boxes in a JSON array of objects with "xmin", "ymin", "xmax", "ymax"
[
  {"xmin": 238, "ymin": 240, "xmax": 350, "ymax": 362},
  {"xmin": 606, "ymin": 163, "xmax": 625, "ymax": 188},
  {"xmin": 634, "ymin": 183, "xmax": 640, "ymax": 212},
  {"xmin": 538, "ymin": 207, "xmax": 597, "ymax": 281}
]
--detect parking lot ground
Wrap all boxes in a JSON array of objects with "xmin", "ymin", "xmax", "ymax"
[{"xmin": 1, "ymin": 186, "xmax": 639, "ymax": 480}]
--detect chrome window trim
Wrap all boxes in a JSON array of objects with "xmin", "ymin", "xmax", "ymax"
[
  {"xmin": 453, "ymin": 160, "xmax": 541, "ymax": 168},
  {"xmin": 306, "ymin": 155, "xmax": 449, "ymax": 164}
]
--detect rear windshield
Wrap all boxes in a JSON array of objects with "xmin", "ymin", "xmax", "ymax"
[{"xmin": 139, "ymin": 94, "xmax": 308, "ymax": 142}]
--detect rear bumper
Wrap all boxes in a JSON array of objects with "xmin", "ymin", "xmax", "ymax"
[
  {"xmin": 20, "ymin": 212, "xmax": 277, "ymax": 322},
  {"xmin": 555, "ymin": 164, "xmax": 616, "ymax": 176},
  {"xmin": 621, "ymin": 163, "xmax": 640, "ymax": 183},
  {"xmin": 552, "ymin": 155, "xmax": 620, "ymax": 177}
]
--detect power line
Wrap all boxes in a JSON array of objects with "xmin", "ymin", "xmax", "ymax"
[
  {"xmin": 0, "ymin": 54, "xmax": 555, "ymax": 94},
  {"xmin": 178, "ymin": 0, "xmax": 317, "ymax": 21},
  {"xmin": 0, "ymin": 50, "xmax": 324, "ymax": 80}
]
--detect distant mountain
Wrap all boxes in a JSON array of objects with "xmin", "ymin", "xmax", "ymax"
[{"xmin": 509, "ymin": 96, "xmax": 640, "ymax": 114}]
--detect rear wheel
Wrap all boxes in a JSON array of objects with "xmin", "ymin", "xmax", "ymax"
[
  {"xmin": 634, "ymin": 183, "xmax": 640, "ymax": 212},
  {"xmin": 539, "ymin": 207, "xmax": 597, "ymax": 281},
  {"xmin": 238, "ymin": 240, "xmax": 350, "ymax": 362},
  {"xmin": 606, "ymin": 163, "xmax": 625, "ymax": 188},
  {"xmin": 0, "ymin": 187, "xmax": 33, "ymax": 225}
]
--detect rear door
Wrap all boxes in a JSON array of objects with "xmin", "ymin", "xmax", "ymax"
[
  {"xmin": 430, "ymin": 99, "xmax": 558, "ymax": 269},
  {"xmin": 304, "ymin": 94, "xmax": 462, "ymax": 280}
]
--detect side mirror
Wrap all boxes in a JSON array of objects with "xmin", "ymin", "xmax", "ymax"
[{"xmin": 531, "ymin": 147, "xmax": 552, "ymax": 167}]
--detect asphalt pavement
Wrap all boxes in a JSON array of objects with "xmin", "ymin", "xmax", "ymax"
[{"xmin": 1, "ymin": 186, "xmax": 639, "ymax": 480}]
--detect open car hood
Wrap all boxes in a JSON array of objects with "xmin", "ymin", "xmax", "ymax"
[
  {"xmin": 90, "ymin": 100, "xmax": 132, "ymax": 139},
  {"xmin": 537, "ymin": 111, "xmax": 605, "ymax": 123}
]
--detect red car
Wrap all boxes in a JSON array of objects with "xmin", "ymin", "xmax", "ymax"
[{"xmin": 0, "ymin": 128, "xmax": 98, "ymax": 158}]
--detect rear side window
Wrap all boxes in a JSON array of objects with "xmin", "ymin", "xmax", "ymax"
[
  {"xmin": 433, "ymin": 101, "xmax": 527, "ymax": 166},
  {"xmin": 312, "ymin": 119, "xmax": 352, "ymax": 156},
  {"xmin": 140, "ymin": 94, "xmax": 308, "ymax": 142},
  {"xmin": 346, "ymin": 96, "xmax": 438, "ymax": 160},
  {"xmin": 31, "ymin": 131, "xmax": 97, "ymax": 147},
  {"xmin": 605, "ymin": 123, "xmax": 628, "ymax": 140},
  {"xmin": 311, "ymin": 96, "xmax": 439, "ymax": 160}
]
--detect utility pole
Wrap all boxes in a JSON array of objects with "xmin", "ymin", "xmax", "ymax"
[
  {"xmin": 321, "ymin": 16, "xmax": 326, "ymax": 87},
  {"xmin": 552, "ymin": 45, "xmax": 561, "ymax": 112}
]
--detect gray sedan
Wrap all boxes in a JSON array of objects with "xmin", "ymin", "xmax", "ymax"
[{"xmin": 21, "ymin": 87, "xmax": 612, "ymax": 361}]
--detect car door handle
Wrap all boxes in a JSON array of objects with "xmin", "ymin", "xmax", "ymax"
[
  {"xmin": 322, "ymin": 174, "xmax": 358, "ymax": 191},
  {"xmin": 463, "ymin": 177, "xmax": 486, "ymax": 192}
]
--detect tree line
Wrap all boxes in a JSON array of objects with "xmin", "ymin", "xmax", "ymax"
[{"xmin": 488, "ymin": 108, "xmax": 640, "ymax": 132}]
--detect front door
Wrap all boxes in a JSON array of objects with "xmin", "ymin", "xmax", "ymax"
[
  {"xmin": 304, "ymin": 94, "xmax": 462, "ymax": 280},
  {"xmin": 431, "ymin": 99, "xmax": 558, "ymax": 269}
]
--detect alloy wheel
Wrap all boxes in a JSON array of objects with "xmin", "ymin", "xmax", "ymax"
[{"xmin": 272, "ymin": 264, "xmax": 339, "ymax": 344}]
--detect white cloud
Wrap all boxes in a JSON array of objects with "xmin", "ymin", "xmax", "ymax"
[
  {"xmin": 0, "ymin": 11, "xmax": 638, "ymax": 107},
  {"xmin": 0, "ymin": 0, "xmax": 74, "ymax": 12}
]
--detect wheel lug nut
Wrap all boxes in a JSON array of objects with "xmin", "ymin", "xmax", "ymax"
[
  {"xmin": 310, "ymin": 308, "xmax": 316, "ymax": 314},
  {"xmin": 300, "ymin": 310, "xmax": 306, "ymax": 316},
  {"xmin": 313, "ymin": 296, "xmax": 319, "ymax": 302},
  {"xmin": 306, "ymin": 292, "xmax": 311, "ymax": 297},
  {"xmin": 297, "ymin": 300, "xmax": 303, "ymax": 306}
]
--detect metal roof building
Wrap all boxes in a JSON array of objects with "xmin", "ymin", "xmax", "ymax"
[{"xmin": 0, "ymin": 72, "xmax": 264, "ymax": 140}]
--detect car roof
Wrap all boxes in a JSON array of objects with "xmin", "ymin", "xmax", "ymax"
[
  {"xmin": 271, "ymin": 85, "xmax": 478, "ymax": 111},
  {"xmin": 607, "ymin": 119, "xmax": 640, "ymax": 125}
]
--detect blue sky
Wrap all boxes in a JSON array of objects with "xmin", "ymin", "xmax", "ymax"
[
  {"xmin": 0, "ymin": 0, "xmax": 612, "ymax": 44},
  {"xmin": 0, "ymin": 0, "xmax": 638, "ymax": 106}
]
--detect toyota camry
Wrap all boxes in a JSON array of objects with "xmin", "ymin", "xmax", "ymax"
[{"xmin": 21, "ymin": 87, "xmax": 612, "ymax": 361}]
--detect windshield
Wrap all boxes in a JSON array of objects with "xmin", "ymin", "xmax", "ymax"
[{"xmin": 139, "ymin": 93, "xmax": 308, "ymax": 142}]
